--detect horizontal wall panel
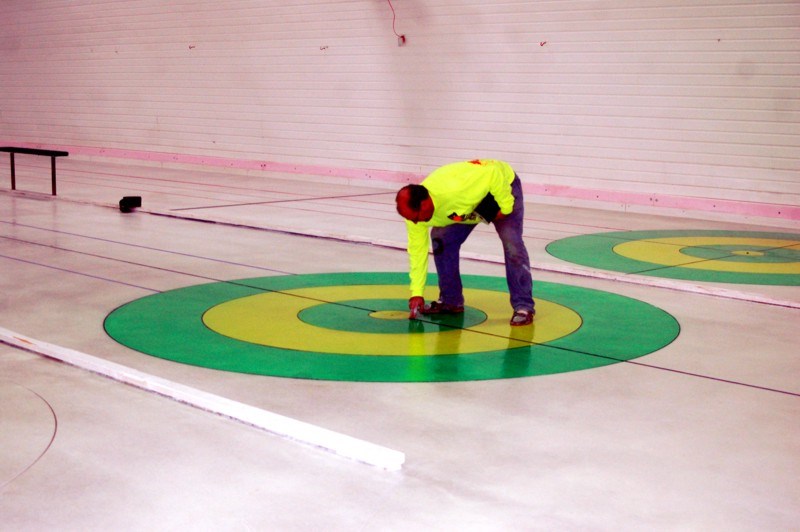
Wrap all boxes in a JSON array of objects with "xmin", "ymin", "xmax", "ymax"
[{"xmin": 1, "ymin": 0, "xmax": 798, "ymax": 220}]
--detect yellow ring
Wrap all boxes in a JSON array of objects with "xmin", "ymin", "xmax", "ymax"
[
  {"xmin": 614, "ymin": 237, "xmax": 800, "ymax": 274},
  {"xmin": 203, "ymin": 285, "xmax": 582, "ymax": 356}
]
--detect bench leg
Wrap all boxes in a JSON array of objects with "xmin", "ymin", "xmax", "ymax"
[
  {"xmin": 9, "ymin": 153, "xmax": 15, "ymax": 191},
  {"xmin": 50, "ymin": 156, "xmax": 57, "ymax": 196}
]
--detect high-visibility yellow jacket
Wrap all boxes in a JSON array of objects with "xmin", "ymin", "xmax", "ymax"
[{"xmin": 405, "ymin": 159, "xmax": 516, "ymax": 297}]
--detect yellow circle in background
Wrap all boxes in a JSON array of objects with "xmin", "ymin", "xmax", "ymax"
[
  {"xmin": 613, "ymin": 237, "xmax": 800, "ymax": 274},
  {"xmin": 203, "ymin": 285, "xmax": 582, "ymax": 356}
]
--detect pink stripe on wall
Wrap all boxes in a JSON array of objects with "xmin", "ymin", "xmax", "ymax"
[
  {"xmin": 50, "ymin": 144, "xmax": 421, "ymax": 184},
  {"xmin": 3, "ymin": 142, "xmax": 798, "ymax": 221}
]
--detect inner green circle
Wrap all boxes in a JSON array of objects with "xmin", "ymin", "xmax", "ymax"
[
  {"xmin": 299, "ymin": 299, "xmax": 486, "ymax": 334},
  {"xmin": 103, "ymin": 272, "xmax": 680, "ymax": 382},
  {"xmin": 679, "ymin": 244, "xmax": 800, "ymax": 264}
]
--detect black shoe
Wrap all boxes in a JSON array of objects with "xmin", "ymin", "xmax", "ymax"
[{"xmin": 420, "ymin": 300, "xmax": 465, "ymax": 315}]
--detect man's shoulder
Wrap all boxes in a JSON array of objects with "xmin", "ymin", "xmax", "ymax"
[{"xmin": 424, "ymin": 159, "xmax": 512, "ymax": 180}]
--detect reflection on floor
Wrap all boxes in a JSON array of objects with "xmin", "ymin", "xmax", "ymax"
[{"xmin": 1, "ymin": 158, "xmax": 798, "ymax": 530}]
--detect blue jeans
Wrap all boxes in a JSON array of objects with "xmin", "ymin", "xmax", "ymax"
[{"xmin": 430, "ymin": 176, "xmax": 534, "ymax": 312}]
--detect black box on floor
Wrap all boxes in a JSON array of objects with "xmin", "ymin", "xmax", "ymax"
[{"xmin": 119, "ymin": 196, "xmax": 142, "ymax": 213}]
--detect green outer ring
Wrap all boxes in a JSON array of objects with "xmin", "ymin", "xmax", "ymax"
[
  {"xmin": 103, "ymin": 272, "xmax": 680, "ymax": 382},
  {"xmin": 546, "ymin": 230, "xmax": 800, "ymax": 286}
]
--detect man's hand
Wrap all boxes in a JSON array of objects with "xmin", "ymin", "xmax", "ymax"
[
  {"xmin": 494, "ymin": 210, "xmax": 508, "ymax": 221},
  {"xmin": 408, "ymin": 296, "xmax": 425, "ymax": 319}
]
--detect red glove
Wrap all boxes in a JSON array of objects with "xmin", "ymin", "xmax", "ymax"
[
  {"xmin": 408, "ymin": 296, "xmax": 425, "ymax": 319},
  {"xmin": 494, "ymin": 210, "xmax": 508, "ymax": 222}
]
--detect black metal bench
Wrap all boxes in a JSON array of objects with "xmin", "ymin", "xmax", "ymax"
[{"xmin": 0, "ymin": 147, "xmax": 69, "ymax": 196}]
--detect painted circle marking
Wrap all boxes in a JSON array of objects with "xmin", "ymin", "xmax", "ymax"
[
  {"xmin": 104, "ymin": 272, "xmax": 680, "ymax": 382},
  {"xmin": 203, "ymin": 285, "xmax": 581, "ymax": 356},
  {"xmin": 614, "ymin": 237, "xmax": 800, "ymax": 273},
  {"xmin": 546, "ymin": 230, "xmax": 800, "ymax": 285},
  {"xmin": 369, "ymin": 310, "xmax": 408, "ymax": 320}
]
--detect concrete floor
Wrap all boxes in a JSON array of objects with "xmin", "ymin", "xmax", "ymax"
[{"xmin": 1, "ymin": 158, "xmax": 798, "ymax": 530}]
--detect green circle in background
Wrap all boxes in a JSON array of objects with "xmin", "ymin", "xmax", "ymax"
[{"xmin": 546, "ymin": 230, "xmax": 800, "ymax": 285}]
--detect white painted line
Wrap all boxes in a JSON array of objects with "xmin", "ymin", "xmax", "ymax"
[{"xmin": 0, "ymin": 327, "xmax": 405, "ymax": 471}]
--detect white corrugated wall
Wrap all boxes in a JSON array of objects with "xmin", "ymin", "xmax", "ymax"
[{"xmin": 1, "ymin": 0, "xmax": 798, "ymax": 218}]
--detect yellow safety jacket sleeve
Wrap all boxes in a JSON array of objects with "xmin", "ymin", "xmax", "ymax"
[
  {"xmin": 406, "ymin": 220, "xmax": 430, "ymax": 297},
  {"xmin": 405, "ymin": 159, "xmax": 517, "ymax": 297}
]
